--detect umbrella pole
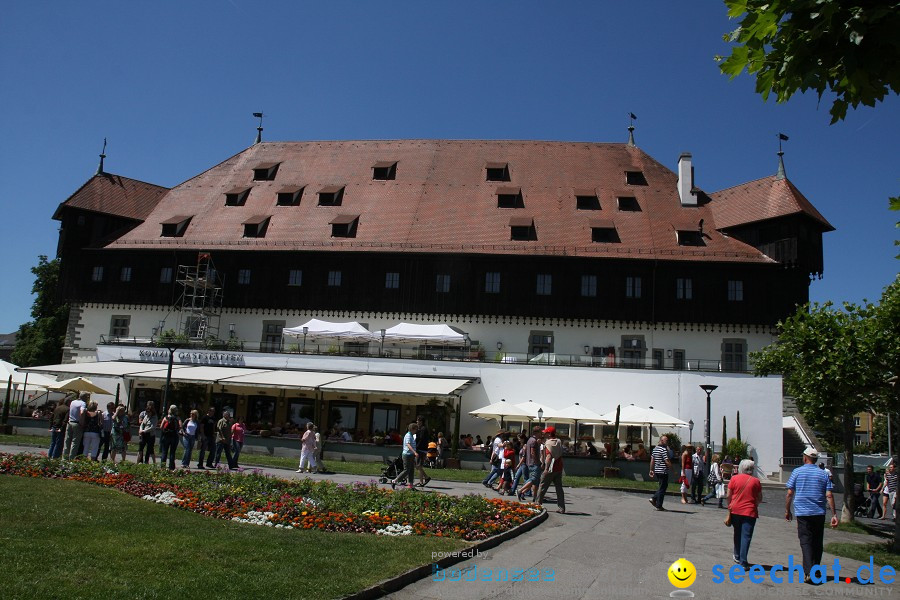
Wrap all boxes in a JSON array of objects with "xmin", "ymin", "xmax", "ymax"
[{"xmin": 2, "ymin": 375, "xmax": 11, "ymax": 429}]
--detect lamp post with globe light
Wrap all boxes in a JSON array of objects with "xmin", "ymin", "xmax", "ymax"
[{"xmin": 700, "ymin": 384, "xmax": 718, "ymax": 478}]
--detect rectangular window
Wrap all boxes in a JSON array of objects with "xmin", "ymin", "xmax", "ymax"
[
  {"xmin": 318, "ymin": 186, "xmax": 345, "ymax": 206},
  {"xmin": 591, "ymin": 227, "xmax": 620, "ymax": 243},
  {"xmin": 496, "ymin": 187, "xmax": 524, "ymax": 208},
  {"xmin": 581, "ymin": 275, "xmax": 597, "ymax": 297},
  {"xmin": 617, "ymin": 196, "xmax": 641, "ymax": 211},
  {"xmin": 237, "ymin": 269, "xmax": 251, "ymax": 285},
  {"xmin": 436, "ymin": 274, "xmax": 451, "ymax": 293},
  {"xmin": 575, "ymin": 193, "xmax": 601, "ymax": 210},
  {"xmin": 109, "ymin": 315, "xmax": 130, "ymax": 338},
  {"xmin": 288, "ymin": 270, "xmax": 302, "ymax": 286},
  {"xmin": 328, "ymin": 271, "xmax": 342, "ymax": 287},
  {"xmin": 728, "ymin": 280, "xmax": 744, "ymax": 301},
  {"xmin": 160, "ymin": 216, "xmax": 191, "ymax": 237},
  {"xmin": 252, "ymin": 162, "xmax": 280, "ymax": 181},
  {"xmin": 854, "ymin": 416, "xmax": 861, "ymax": 427},
  {"xmin": 260, "ymin": 321, "xmax": 285, "ymax": 353},
  {"xmin": 509, "ymin": 217, "xmax": 537, "ymax": 241},
  {"xmin": 625, "ymin": 170, "xmax": 648, "ymax": 185},
  {"xmin": 385, "ymin": 272, "xmax": 399, "ymax": 289},
  {"xmin": 372, "ymin": 161, "xmax": 397, "ymax": 180},
  {"xmin": 722, "ymin": 339, "xmax": 747, "ymax": 372},
  {"xmin": 276, "ymin": 186, "xmax": 304, "ymax": 206},
  {"xmin": 536, "ymin": 274, "xmax": 552, "ymax": 296},
  {"xmin": 330, "ymin": 215, "xmax": 359, "ymax": 238},
  {"xmin": 242, "ymin": 216, "xmax": 271, "ymax": 238},
  {"xmin": 676, "ymin": 278, "xmax": 693, "ymax": 300},
  {"xmin": 91, "ymin": 266, "xmax": 104, "ymax": 282},
  {"xmin": 160, "ymin": 267, "xmax": 173, "ymax": 283},
  {"xmin": 677, "ymin": 230, "xmax": 705, "ymax": 246},
  {"xmin": 626, "ymin": 276, "xmax": 642, "ymax": 298},
  {"xmin": 225, "ymin": 187, "xmax": 251, "ymax": 206},
  {"xmin": 120, "ymin": 267, "xmax": 132, "ymax": 282},
  {"xmin": 485, "ymin": 272, "xmax": 500, "ymax": 293},
  {"xmin": 485, "ymin": 162, "xmax": 510, "ymax": 182}
]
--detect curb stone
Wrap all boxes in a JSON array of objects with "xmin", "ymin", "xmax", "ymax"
[{"xmin": 341, "ymin": 508, "xmax": 548, "ymax": 600}]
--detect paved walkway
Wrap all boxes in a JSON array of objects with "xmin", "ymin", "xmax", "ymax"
[{"xmin": 2, "ymin": 444, "xmax": 893, "ymax": 599}]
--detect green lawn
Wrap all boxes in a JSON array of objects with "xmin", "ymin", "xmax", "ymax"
[
  {"xmin": 0, "ymin": 432, "xmax": 657, "ymax": 490},
  {"xmin": 0, "ymin": 476, "xmax": 466, "ymax": 599},
  {"xmin": 825, "ymin": 542, "xmax": 900, "ymax": 570}
]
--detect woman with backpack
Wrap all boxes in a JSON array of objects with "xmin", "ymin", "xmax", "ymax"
[{"xmin": 159, "ymin": 405, "xmax": 182, "ymax": 470}]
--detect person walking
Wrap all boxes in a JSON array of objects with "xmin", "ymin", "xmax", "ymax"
[
  {"xmin": 62, "ymin": 392, "xmax": 88, "ymax": 460},
  {"xmin": 727, "ymin": 459, "xmax": 763, "ymax": 568},
  {"xmin": 100, "ymin": 402, "xmax": 115, "ymax": 460},
  {"xmin": 137, "ymin": 401, "xmax": 158, "ymax": 465},
  {"xmin": 48, "ymin": 398, "xmax": 70, "ymax": 458},
  {"xmin": 159, "ymin": 405, "xmax": 181, "ymax": 470},
  {"xmin": 481, "ymin": 430, "xmax": 505, "ymax": 489},
  {"xmin": 231, "ymin": 417, "xmax": 246, "ymax": 468},
  {"xmin": 701, "ymin": 454, "xmax": 726, "ymax": 508},
  {"xmin": 390, "ymin": 422, "xmax": 418, "ymax": 490},
  {"xmin": 180, "ymin": 409, "xmax": 199, "ymax": 468},
  {"xmin": 691, "ymin": 445, "xmax": 705, "ymax": 503},
  {"xmin": 314, "ymin": 425, "xmax": 329, "ymax": 473},
  {"xmin": 680, "ymin": 445, "xmax": 693, "ymax": 504},
  {"xmin": 510, "ymin": 432, "xmax": 529, "ymax": 497},
  {"xmin": 649, "ymin": 435, "xmax": 673, "ymax": 511},
  {"xmin": 196, "ymin": 407, "xmax": 216, "ymax": 469},
  {"xmin": 414, "ymin": 415, "xmax": 431, "ymax": 487},
  {"xmin": 516, "ymin": 426, "xmax": 543, "ymax": 501},
  {"xmin": 109, "ymin": 405, "xmax": 129, "ymax": 464},
  {"xmin": 213, "ymin": 410, "xmax": 237, "ymax": 469},
  {"xmin": 297, "ymin": 422, "xmax": 317, "ymax": 473},
  {"xmin": 865, "ymin": 465, "xmax": 883, "ymax": 518},
  {"xmin": 81, "ymin": 401, "xmax": 103, "ymax": 460},
  {"xmin": 535, "ymin": 426, "xmax": 565, "ymax": 513},
  {"xmin": 785, "ymin": 447, "xmax": 838, "ymax": 583},
  {"xmin": 881, "ymin": 462, "xmax": 898, "ymax": 520}
]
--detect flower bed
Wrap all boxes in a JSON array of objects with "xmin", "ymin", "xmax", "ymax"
[{"xmin": 0, "ymin": 453, "xmax": 540, "ymax": 540}]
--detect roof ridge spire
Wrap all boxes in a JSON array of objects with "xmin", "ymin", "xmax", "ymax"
[
  {"xmin": 627, "ymin": 112, "xmax": 637, "ymax": 147},
  {"xmin": 96, "ymin": 138, "xmax": 107, "ymax": 175},
  {"xmin": 776, "ymin": 132, "xmax": 788, "ymax": 179},
  {"xmin": 253, "ymin": 112, "xmax": 264, "ymax": 144}
]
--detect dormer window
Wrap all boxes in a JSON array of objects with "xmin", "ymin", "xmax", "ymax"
[
  {"xmin": 252, "ymin": 162, "xmax": 280, "ymax": 181},
  {"xmin": 625, "ymin": 170, "xmax": 648, "ymax": 185},
  {"xmin": 160, "ymin": 215, "xmax": 192, "ymax": 237},
  {"xmin": 509, "ymin": 216, "xmax": 536, "ymax": 241},
  {"xmin": 485, "ymin": 162, "xmax": 510, "ymax": 182},
  {"xmin": 575, "ymin": 189, "xmax": 600, "ymax": 210},
  {"xmin": 589, "ymin": 219, "xmax": 620, "ymax": 243},
  {"xmin": 276, "ymin": 185, "xmax": 304, "ymax": 206},
  {"xmin": 676, "ymin": 230, "xmax": 705, "ymax": 246},
  {"xmin": 496, "ymin": 187, "xmax": 524, "ymax": 208},
  {"xmin": 242, "ymin": 215, "xmax": 271, "ymax": 238},
  {"xmin": 617, "ymin": 196, "xmax": 641, "ymax": 212},
  {"xmin": 225, "ymin": 186, "xmax": 251, "ymax": 206},
  {"xmin": 330, "ymin": 214, "xmax": 359, "ymax": 238},
  {"xmin": 318, "ymin": 185, "xmax": 345, "ymax": 206},
  {"xmin": 372, "ymin": 161, "xmax": 397, "ymax": 180}
]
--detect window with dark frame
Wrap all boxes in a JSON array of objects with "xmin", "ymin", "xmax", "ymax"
[
  {"xmin": 626, "ymin": 276, "xmax": 642, "ymax": 298},
  {"xmin": 243, "ymin": 216, "xmax": 271, "ymax": 238},
  {"xmin": 328, "ymin": 271, "xmax": 342, "ymax": 287},
  {"xmin": 496, "ymin": 187, "xmax": 524, "ymax": 209},
  {"xmin": 485, "ymin": 162, "xmax": 510, "ymax": 182},
  {"xmin": 575, "ymin": 191, "xmax": 601, "ymax": 210},
  {"xmin": 485, "ymin": 272, "xmax": 500, "ymax": 293},
  {"xmin": 160, "ymin": 216, "xmax": 192, "ymax": 237},
  {"xmin": 237, "ymin": 269, "xmax": 251, "ymax": 285},
  {"xmin": 581, "ymin": 275, "xmax": 597, "ymax": 297},
  {"xmin": 372, "ymin": 161, "xmax": 397, "ymax": 180},
  {"xmin": 276, "ymin": 186, "xmax": 304, "ymax": 206},
  {"xmin": 252, "ymin": 162, "xmax": 280, "ymax": 181},
  {"xmin": 617, "ymin": 196, "xmax": 641, "ymax": 211},
  {"xmin": 509, "ymin": 217, "xmax": 536, "ymax": 241},
  {"xmin": 436, "ymin": 274, "xmax": 451, "ymax": 293},
  {"xmin": 160, "ymin": 267, "xmax": 173, "ymax": 283},
  {"xmin": 536, "ymin": 274, "xmax": 552, "ymax": 296},
  {"xmin": 591, "ymin": 226, "xmax": 620, "ymax": 243},
  {"xmin": 625, "ymin": 170, "xmax": 648, "ymax": 185},
  {"xmin": 385, "ymin": 272, "xmax": 400, "ymax": 289},
  {"xmin": 318, "ymin": 186, "xmax": 345, "ymax": 206},
  {"xmin": 330, "ymin": 215, "xmax": 359, "ymax": 238},
  {"xmin": 92, "ymin": 266, "xmax": 104, "ymax": 282},
  {"xmin": 676, "ymin": 277, "xmax": 693, "ymax": 300},
  {"xmin": 120, "ymin": 267, "xmax": 132, "ymax": 282},
  {"xmin": 288, "ymin": 270, "xmax": 302, "ymax": 286},
  {"xmin": 722, "ymin": 339, "xmax": 747, "ymax": 372},
  {"xmin": 728, "ymin": 280, "xmax": 744, "ymax": 301},
  {"xmin": 224, "ymin": 187, "xmax": 251, "ymax": 206},
  {"xmin": 109, "ymin": 315, "xmax": 130, "ymax": 338},
  {"xmin": 677, "ymin": 230, "xmax": 705, "ymax": 246}
]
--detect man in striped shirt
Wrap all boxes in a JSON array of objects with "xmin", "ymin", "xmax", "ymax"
[
  {"xmin": 785, "ymin": 447, "xmax": 837, "ymax": 583},
  {"xmin": 649, "ymin": 435, "xmax": 672, "ymax": 511}
]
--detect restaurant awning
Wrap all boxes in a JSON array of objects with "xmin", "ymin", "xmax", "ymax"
[
  {"xmin": 320, "ymin": 374, "xmax": 473, "ymax": 397},
  {"xmin": 18, "ymin": 361, "xmax": 192, "ymax": 378}
]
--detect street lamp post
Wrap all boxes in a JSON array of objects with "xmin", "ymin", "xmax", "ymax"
[
  {"xmin": 700, "ymin": 384, "xmax": 718, "ymax": 478},
  {"xmin": 688, "ymin": 419, "xmax": 694, "ymax": 446},
  {"xmin": 161, "ymin": 343, "xmax": 179, "ymax": 411},
  {"xmin": 302, "ymin": 326, "xmax": 308, "ymax": 354},
  {"xmin": 537, "ymin": 407, "xmax": 544, "ymax": 429},
  {"xmin": 380, "ymin": 328, "xmax": 386, "ymax": 356}
]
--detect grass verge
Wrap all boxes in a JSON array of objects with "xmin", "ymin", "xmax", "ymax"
[
  {"xmin": 0, "ymin": 432, "xmax": 657, "ymax": 490},
  {"xmin": 825, "ymin": 542, "xmax": 900, "ymax": 570},
  {"xmin": 0, "ymin": 476, "xmax": 466, "ymax": 599}
]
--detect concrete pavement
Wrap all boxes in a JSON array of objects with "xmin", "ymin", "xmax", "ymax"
[{"xmin": 2, "ymin": 444, "xmax": 893, "ymax": 599}]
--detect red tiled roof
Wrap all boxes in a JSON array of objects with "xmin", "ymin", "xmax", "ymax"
[
  {"xmin": 107, "ymin": 140, "xmax": 817, "ymax": 263},
  {"xmin": 54, "ymin": 173, "xmax": 169, "ymax": 221},
  {"xmin": 710, "ymin": 175, "xmax": 834, "ymax": 231}
]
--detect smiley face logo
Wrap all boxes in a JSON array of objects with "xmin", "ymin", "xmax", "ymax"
[{"xmin": 668, "ymin": 558, "xmax": 696, "ymax": 588}]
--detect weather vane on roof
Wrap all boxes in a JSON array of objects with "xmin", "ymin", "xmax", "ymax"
[
  {"xmin": 776, "ymin": 132, "xmax": 789, "ymax": 179},
  {"xmin": 96, "ymin": 138, "xmax": 107, "ymax": 175},
  {"xmin": 254, "ymin": 112, "xmax": 264, "ymax": 144},
  {"xmin": 627, "ymin": 112, "xmax": 637, "ymax": 147}
]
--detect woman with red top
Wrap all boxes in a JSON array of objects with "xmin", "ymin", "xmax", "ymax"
[
  {"xmin": 681, "ymin": 445, "xmax": 694, "ymax": 504},
  {"xmin": 727, "ymin": 459, "xmax": 763, "ymax": 568},
  {"xmin": 231, "ymin": 417, "xmax": 247, "ymax": 469}
]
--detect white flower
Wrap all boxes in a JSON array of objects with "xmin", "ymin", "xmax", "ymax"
[
  {"xmin": 376, "ymin": 524, "xmax": 413, "ymax": 536},
  {"xmin": 141, "ymin": 491, "xmax": 182, "ymax": 505}
]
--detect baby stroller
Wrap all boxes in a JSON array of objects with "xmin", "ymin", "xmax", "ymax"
[
  {"xmin": 852, "ymin": 483, "xmax": 870, "ymax": 518},
  {"xmin": 425, "ymin": 442, "xmax": 439, "ymax": 468},
  {"xmin": 379, "ymin": 455, "xmax": 408, "ymax": 485}
]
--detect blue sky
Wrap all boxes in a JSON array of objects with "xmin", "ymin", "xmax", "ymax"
[{"xmin": 1, "ymin": 1, "xmax": 897, "ymax": 335}]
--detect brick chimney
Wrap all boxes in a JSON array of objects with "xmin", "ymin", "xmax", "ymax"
[{"xmin": 677, "ymin": 153, "xmax": 697, "ymax": 206}]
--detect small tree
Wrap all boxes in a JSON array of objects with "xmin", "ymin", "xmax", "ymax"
[{"xmin": 736, "ymin": 411, "xmax": 742, "ymax": 442}]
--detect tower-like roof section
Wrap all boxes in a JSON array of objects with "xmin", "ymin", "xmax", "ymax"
[
  {"xmin": 53, "ymin": 172, "xmax": 170, "ymax": 222},
  {"xmin": 709, "ymin": 175, "xmax": 834, "ymax": 231}
]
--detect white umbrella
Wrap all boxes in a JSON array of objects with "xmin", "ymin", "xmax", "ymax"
[
  {"xmin": 469, "ymin": 399, "xmax": 531, "ymax": 428},
  {"xmin": 514, "ymin": 400, "xmax": 555, "ymax": 420},
  {"xmin": 588, "ymin": 404, "xmax": 688, "ymax": 447},
  {"xmin": 1, "ymin": 360, "xmax": 57, "ymax": 387},
  {"xmin": 47, "ymin": 377, "xmax": 112, "ymax": 396},
  {"xmin": 548, "ymin": 402, "xmax": 608, "ymax": 444}
]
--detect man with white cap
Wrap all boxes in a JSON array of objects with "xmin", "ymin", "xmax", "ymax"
[{"xmin": 785, "ymin": 447, "xmax": 838, "ymax": 583}]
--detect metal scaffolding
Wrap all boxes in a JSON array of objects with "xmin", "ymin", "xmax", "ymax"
[{"xmin": 175, "ymin": 252, "xmax": 223, "ymax": 341}]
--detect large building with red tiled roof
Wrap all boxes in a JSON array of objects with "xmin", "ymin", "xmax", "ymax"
[{"xmin": 46, "ymin": 136, "xmax": 831, "ymax": 476}]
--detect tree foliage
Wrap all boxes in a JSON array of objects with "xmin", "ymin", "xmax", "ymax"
[
  {"xmin": 752, "ymin": 279, "xmax": 899, "ymax": 521},
  {"xmin": 718, "ymin": 0, "xmax": 900, "ymax": 123},
  {"xmin": 10, "ymin": 256, "xmax": 68, "ymax": 367}
]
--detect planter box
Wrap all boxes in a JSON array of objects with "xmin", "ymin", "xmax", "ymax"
[
  {"xmin": 445, "ymin": 458, "xmax": 461, "ymax": 469},
  {"xmin": 604, "ymin": 467, "xmax": 621, "ymax": 478}
]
